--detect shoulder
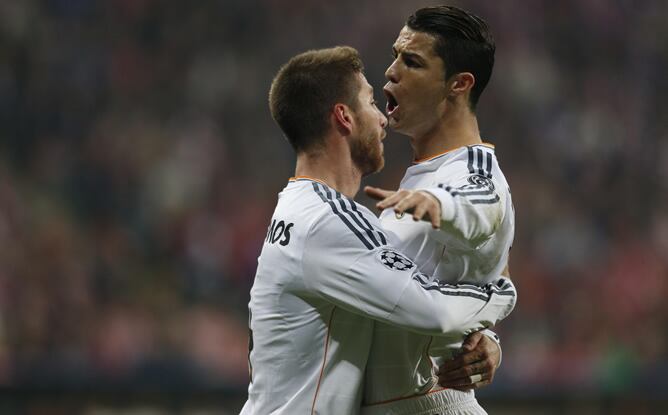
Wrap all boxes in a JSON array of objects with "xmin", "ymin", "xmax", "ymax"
[
  {"xmin": 434, "ymin": 145, "xmax": 495, "ymax": 175},
  {"xmin": 429, "ymin": 145, "xmax": 512, "ymax": 208},
  {"xmin": 434, "ymin": 145, "xmax": 509, "ymax": 186},
  {"xmin": 306, "ymin": 182, "xmax": 388, "ymax": 252},
  {"xmin": 267, "ymin": 181, "xmax": 334, "ymax": 248}
]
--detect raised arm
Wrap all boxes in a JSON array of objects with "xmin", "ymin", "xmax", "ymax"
[{"xmin": 365, "ymin": 176, "xmax": 506, "ymax": 249}]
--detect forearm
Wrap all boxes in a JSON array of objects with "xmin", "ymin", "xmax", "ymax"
[
  {"xmin": 377, "ymin": 273, "xmax": 516, "ymax": 336},
  {"xmin": 421, "ymin": 186, "xmax": 503, "ymax": 248}
]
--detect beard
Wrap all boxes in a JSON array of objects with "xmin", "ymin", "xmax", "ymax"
[{"xmin": 349, "ymin": 128, "xmax": 384, "ymax": 177}]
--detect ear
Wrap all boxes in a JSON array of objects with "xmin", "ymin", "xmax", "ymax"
[
  {"xmin": 447, "ymin": 72, "xmax": 475, "ymax": 99},
  {"xmin": 333, "ymin": 103, "xmax": 354, "ymax": 136}
]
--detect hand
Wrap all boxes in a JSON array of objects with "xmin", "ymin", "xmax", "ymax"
[
  {"xmin": 436, "ymin": 331, "xmax": 501, "ymax": 391},
  {"xmin": 364, "ymin": 186, "xmax": 441, "ymax": 229}
]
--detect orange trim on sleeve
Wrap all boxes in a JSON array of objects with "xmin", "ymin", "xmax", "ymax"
[
  {"xmin": 414, "ymin": 142, "xmax": 495, "ymax": 164},
  {"xmin": 311, "ymin": 307, "xmax": 337, "ymax": 414}
]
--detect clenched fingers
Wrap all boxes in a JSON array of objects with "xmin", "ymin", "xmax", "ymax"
[
  {"xmin": 437, "ymin": 360, "xmax": 490, "ymax": 383},
  {"xmin": 364, "ymin": 186, "xmax": 394, "ymax": 201},
  {"xmin": 377, "ymin": 190, "xmax": 410, "ymax": 210},
  {"xmin": 410, "ymin": 199, "xmax": 440, "ymax": 229},
  {"xmin": 438, "ymin": 348, "xmax": 486, "ymax": 374},
  {"xmin": 383, "ymin": 191, "xmax": 441, "ymax": 228}
]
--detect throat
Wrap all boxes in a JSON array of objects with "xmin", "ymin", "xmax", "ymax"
[
  {"xmin": 295, "ymin": 152, "xmax": 361, "ymax": 198},
  {"xmin": 411, "ymin": 119, "xmax": 482, "ymax": 161}
]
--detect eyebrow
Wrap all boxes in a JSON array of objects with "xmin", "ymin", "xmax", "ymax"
[{"xmin": 392, "ymin": 46, "xmax": 426, "ymax": 65}]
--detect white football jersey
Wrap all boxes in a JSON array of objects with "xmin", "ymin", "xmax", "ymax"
[
  {"xmin": 363, "ymin": 144, "xmax": 515, "ymax": 407},
  {"xmin": 241, "ymin": 177, "xmax": 516, "ymax": 415}
]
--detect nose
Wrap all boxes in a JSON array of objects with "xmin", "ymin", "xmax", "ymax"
[
  {"xmin": 385, "ymin": 60, "xmax": 399, "ymax": 83},
  {"xmin": 379, "ymin": 111, "xmax": 387, "ymax": 129}
]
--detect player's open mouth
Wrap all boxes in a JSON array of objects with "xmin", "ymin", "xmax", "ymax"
[{"xmin": 384, "ymin": 89, "xmax": 399, "ymax": 116}]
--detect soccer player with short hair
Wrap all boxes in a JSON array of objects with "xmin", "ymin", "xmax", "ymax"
[
  {"xmin": 240, "ymin": 46, "xmax": 516, "ymax": 414},
  {"xmin": 361, "ymin": 6, "xmax": 514, "ymax": 414}
]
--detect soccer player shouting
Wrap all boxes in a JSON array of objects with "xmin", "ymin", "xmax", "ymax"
[
  {"xmin": 240, "ymin": 46, "xmax": 516, "ymax": 414},
  {"xmin": 361, "ymin": 6, "xmax": 515, "ymax": 414}
]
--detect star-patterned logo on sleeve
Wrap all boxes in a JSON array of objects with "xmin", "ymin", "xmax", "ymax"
[{"xmin": 377, "ymin": 249, "xmax": 416, "ymax": 272}]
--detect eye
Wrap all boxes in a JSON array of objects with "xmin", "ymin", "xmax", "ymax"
[{"xmin": 403, "ymin": 56, "xmax": 420, "ymax": 68}]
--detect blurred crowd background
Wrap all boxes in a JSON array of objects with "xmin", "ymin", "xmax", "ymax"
[{"xmin": 1, "ymin": 0, "xmax": 667, "ymax": 413}]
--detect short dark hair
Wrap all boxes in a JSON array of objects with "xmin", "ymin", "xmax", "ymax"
[
  {"xmin": 407, "ymin": 5, "xmax": 495, "ymax": 110},
  {"xmin": 269, "ymin": 46, "xmax": 364, "ymax": 153}
]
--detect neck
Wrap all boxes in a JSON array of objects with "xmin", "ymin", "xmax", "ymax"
[
  {"xmin": 411, "ymin": 104, "xmax": 482, "ymax": 161},
  {"xmin": 294, "ymin": 138, "xmax": 362, "ymax": 198}
]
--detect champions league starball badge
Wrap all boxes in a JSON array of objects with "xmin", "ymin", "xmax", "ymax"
[{"xmin": 378, "ymin": 249, "xmax": 416, "ymax": 272}]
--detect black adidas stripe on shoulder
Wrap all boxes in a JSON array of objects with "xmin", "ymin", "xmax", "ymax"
[
  {"xmin": 311, "ymin": 182, "xmax": 386, "ymax": 250},
  {"xmin": 343, "ymin": 193, "xmax": 388, "ymax": 245},
  {"xmin": 332, "ymin": 191, "xmax": 382, "ymax": 247},
  {"xmin": 467, "ymin": 146, "xmax": 493, "ymax": 179}
]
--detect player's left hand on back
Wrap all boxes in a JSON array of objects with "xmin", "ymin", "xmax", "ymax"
[
  {"xmin": 436, "ymin": 331, "xmax": 500, "ymax": 391},
  {"xmin": 364, "ymin": 186, "xmax": 441, "ymax": 229}
]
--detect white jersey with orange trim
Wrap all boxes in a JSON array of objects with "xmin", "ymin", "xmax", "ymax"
[
  {"xmin": 240, "ymin": 177, "xmax": 516, "ymax": 415},
  {"xmin": 362, "ymin": 144, "xmax": 515, "ymax": 412}
]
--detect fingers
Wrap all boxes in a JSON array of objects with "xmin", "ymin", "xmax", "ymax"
[
  {"xmin": 411, "ymin": 202, "xmax": 429, "ymax": 224},
  {"xmin": 393, "ymin": 193, "xmax": 421, "ymax": 214},
  {"xmin": 438, "ymin": 347, "xmax": 485, "ymax": 374},
  {"xmin": 437, "ymin": 360, "xmax": 488, "ymax": 383},
  {"xmin": 366, "ymin": 188, "xmax": 442, "ymax": 228},
  {"xmin": 428, "ymin": 202, "xmax": 440, "ymax": 229},
  {"xmin": 415, "ymin": 191, "xmax": 441, "ymax": 228},
  {"xmin": 376, "ymin": 190, "xmax": 408, "ymax": 211},
  {"xmin": 410, "ymin": 203, "xmax": 439, "ymax": 229},
  {"xmin": 437, "ymin": 339, "xmax": 500, "ymax": 391},
  {"xmin": 381, "ymin": 191, "xmax": 441, "ymax": 227},
  {"xmin": 437, "ymin": 355, "xmax": 497, "ymax": 391},
  {"xmin": 447, "ymin": 332, "xmax": 499, "ymax": 368},
  {"xmin": 438, "ymin": 367, "xmax": 494, "ymax": 390},
  {"xmin": 363, "ymin": 186, "xmax": 394, "ymax": 201},
  {"xmin": 462, "ymin": 330, "xmax": 483, "ymax": 352},
  {"xmin": 476, "ymin": 334, "xmax": 501, "ymax": 367},
  {"xmin": 437, "ymin": 328, "xmax": 502, "ymax": 392}
]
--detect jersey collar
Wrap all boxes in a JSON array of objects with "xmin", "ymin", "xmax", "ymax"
[
  {"xmin": 413, "ymin": 142, "xmax": 495, "ymax": 164},
  {"xmin": 288, "ymin": 176, "xmax": 331, "ymax": 187}
]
